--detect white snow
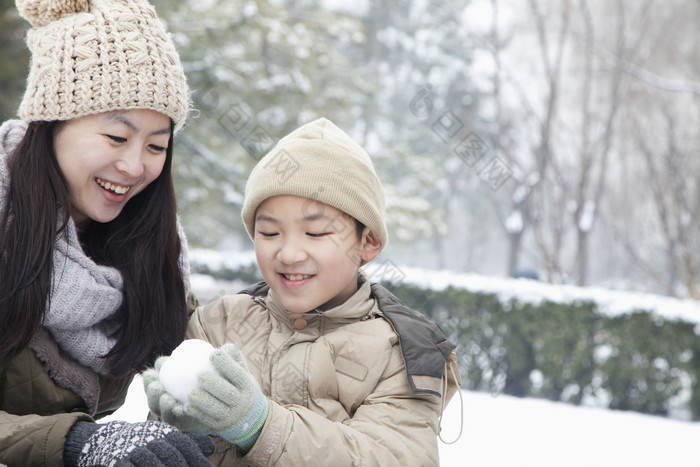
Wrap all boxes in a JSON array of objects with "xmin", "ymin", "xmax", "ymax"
[
  {"xmin": 105, "ymin": 377, "xmax": 700, "ymax": 466},
  {"xmin": 387, "ymin": 264, "xmax": 700, "ymax": 325},
  {"xmin": 512, "ymin": 184, "xmax": 529, "ymax": 204},
  {"xmin": 190, "ymin": 248, "xmax": 257, "ymax": 272},
  {"xmin": 578, "ymin": 200, "xmax": 596, "ymax": 232},
  {"xmin": 505, "ymin": 209, "xmax": 523, "ymax": 234},
  {"xmin": 159, "ymin": 339, "xmax": 216, "ymax": 403}
]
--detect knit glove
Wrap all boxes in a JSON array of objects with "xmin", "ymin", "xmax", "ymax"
[
  {"xmin": 63, "ymin": 420, "xmax": 214, "ymax": 467},
  {"xmin": 144, "ymin": 343, "xmax": 269, "ymax": 452},
  {"xmin": 143, "ymin": 360, "xmax": 212, "ymax": 436}
]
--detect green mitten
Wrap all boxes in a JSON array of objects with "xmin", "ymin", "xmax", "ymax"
[
  {"xmin": 186, "ymin": 343, "xmax": 269, "ymax": 451},
  {"xmin": 143, "ymin": 358, "xmax": 211, "ymax": 435},
  {"xmin": 143, "ymin": 343, "xmax": 269, "ymax": 452}
]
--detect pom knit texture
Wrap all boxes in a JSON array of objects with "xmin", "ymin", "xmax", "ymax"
[{"xmin": 16, "ymin": 0, "xmax": 189, "ymax": 131}]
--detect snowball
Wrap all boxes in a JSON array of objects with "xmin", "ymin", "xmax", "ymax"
[{"xmin": 160, "ymin": 339, "xmax": 216, "ymax": 403}]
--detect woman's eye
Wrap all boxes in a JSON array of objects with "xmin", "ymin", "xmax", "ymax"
[
  {"xmin": 107, "ymin": 134, "xmax": 126, "ymax": 143},
  {"xmin": 149, "ymin": 144, "xmax": 167, "ymax": 153}
]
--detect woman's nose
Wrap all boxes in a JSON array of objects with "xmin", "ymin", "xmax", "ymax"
[{"xmin": 114, "ymin": 147, "xmax": 145, "ymax": 178}]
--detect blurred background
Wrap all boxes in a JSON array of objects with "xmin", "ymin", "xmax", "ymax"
[
  {"xmin": 3, "ymin": 0, "xmax": 700, "ymax": 453},
  {"xmin": 4, "ymin": 0, "xmax": 699, "ymax": 297}
]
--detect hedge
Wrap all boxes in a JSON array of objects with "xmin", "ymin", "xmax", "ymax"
[{"xmin": 386, "ymin": 282, "xmax": 699, "ymax": 420}]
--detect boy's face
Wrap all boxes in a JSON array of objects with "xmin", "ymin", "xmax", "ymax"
[{"xmin": 254, "ymin": 195, "xmax": 380, "ymax": 314}]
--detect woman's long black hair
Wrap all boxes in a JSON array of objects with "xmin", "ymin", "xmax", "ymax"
[{"xmin": 0, "ymin": 121, "xmax": 188, "ymax": 377}]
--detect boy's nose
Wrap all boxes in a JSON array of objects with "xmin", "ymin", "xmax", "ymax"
[{"xmin": 277, "ymin": 242, "xmax": 308, "ymax": 264}]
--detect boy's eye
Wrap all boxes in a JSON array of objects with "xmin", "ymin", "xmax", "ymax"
[
  {"xmin": 307, "ymin": 232, "xmax": 330, "ymax": 238},
  {"xmin": 258, "ymin": 231, "xmax": 278, "ymax": 237}
]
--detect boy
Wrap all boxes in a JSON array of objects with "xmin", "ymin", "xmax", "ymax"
[{"xmin": 144, "ymin": 118, "xmax": 461, "ymax": 465}]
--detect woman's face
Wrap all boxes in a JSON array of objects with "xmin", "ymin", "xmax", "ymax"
[{"xmin": 53, "ymin": 109, "xmax": 171, "ymax": 229}]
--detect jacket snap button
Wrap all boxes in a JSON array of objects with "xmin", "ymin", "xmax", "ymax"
[{"xmin": 293, "ymin": 319, "xmax": 308, "ymax": 330}]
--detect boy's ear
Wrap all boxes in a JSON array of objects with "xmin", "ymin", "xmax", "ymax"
[{"xmin": 360, "ymin": 229, "xmax": 381, "ymax": 263}]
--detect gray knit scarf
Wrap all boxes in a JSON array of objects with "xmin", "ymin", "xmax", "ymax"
[{"xmin": 46, "ymin": 219, "xmax": 123, "ymax": 374}]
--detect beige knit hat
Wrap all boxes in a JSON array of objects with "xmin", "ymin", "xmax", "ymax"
[
  {"xmin": 241, "ymin": 118, "xmax": 388, "ymax": 252},
  {"xmin": 16, "ymin": 0, "xmax": 189, "ymax": 132}
]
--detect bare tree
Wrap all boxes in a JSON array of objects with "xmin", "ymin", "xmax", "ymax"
[
  {"xmin": 601, "ymin": 0, "xmax": 700, "ymax": 298},
  {"xmin": 629, "ymin": 102, "xmax": 700, "ymax": 298},
  {"xmin": 485, "ymin": 0, "xmax": 691, "ymax": 291}
]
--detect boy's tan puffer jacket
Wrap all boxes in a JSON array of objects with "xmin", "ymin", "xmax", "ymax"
[{"xmin": 186, "ymin": 278, "xmax": 461, "ymax": 466}]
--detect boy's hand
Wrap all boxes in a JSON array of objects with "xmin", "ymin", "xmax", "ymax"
[
  {"xmin": 143, "ymin": 358, "xmax": 213, "ymax": 435},
  {"xmin": 143, "ymin": 344, "xmax": 269, "ymax": 451},
  {"xmin": 186, "ymin": 344, "xmax": 269, "ymax": 451}
]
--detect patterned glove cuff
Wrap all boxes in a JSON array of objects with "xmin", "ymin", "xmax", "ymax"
[
  {"xmin": 218, "ymin": 396, "xmax": 270, "ymax": 451},
  {"xmin": 64, "ymin": 421, "xmax": 99, "ymax": 466}
]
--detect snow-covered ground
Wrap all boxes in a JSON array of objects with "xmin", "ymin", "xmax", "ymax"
[{"xmin": 106, "ymin": 376, "xmax": 700, "ymax": 466}]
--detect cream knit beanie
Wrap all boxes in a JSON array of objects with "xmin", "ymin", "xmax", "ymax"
[
  {"xmin": 16, "ymin": 0, "xmax": 189, "ymax": 131},
  {"xmin": 241, "ymin": 118, "xmax": 388, "ymax": 251}
]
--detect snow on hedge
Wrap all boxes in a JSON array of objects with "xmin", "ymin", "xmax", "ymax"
[{"xmin": 189, "ymin": 249, "xmax": 700, "ymax": 325}]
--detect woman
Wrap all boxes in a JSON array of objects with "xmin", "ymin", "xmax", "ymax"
[{"xmin": 0, "ymin": 0, "xmax": 213, "ymax": 465}]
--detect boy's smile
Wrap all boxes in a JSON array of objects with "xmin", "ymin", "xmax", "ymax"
[
  {"xmin": 254, "ymin": 195, "xmax": 380, "ymax": 314},
  {"xmin": 279, "ymin": 274, "xmax": 314, "ymax": 288}
]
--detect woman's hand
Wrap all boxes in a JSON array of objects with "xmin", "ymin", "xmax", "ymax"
[{"xmin": 64, "ymin": 420, "xmax": 214, "ymax": 466}]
